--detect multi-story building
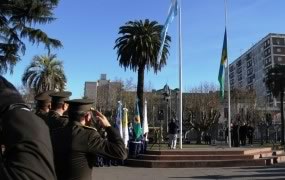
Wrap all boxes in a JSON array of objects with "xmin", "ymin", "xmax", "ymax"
[
  {"xmin": 226, "ymin": 33, "xmax": 285, "ymax": 108},
  {"xmin": 84, "ymin": 74, "xmax": 122, "ymax": 111}
]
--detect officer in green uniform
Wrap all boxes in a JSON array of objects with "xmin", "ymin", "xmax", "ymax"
[
  {"xmin": 51, "ymin": 99, "xmax": 127, "ymax": 180},
  {"xmin": 47, "ymin": 91, "xmax": 71, "ymax": 129},
  {"xmin": 0, "ymin": 76, "xmax": 56, "ymax": 179},
  {"xmin": 34, "ymin": 90, "xmax": 53, "ymax": 121}
]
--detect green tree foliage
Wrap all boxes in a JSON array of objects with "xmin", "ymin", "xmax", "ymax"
[
  {"xmin": 265, "ymin": 64, "xmax": 285, "ymax": 145},
  {"xmin": 22, "ymin": 54, "xmax": 66, "ymax": 94},
  {"xmin": 114, "ymin": 19, "xmax": 171, "ymax": 121},
  {"xmin": 0, "ymin": 0, "xmax": 62, "ymax": 74}
]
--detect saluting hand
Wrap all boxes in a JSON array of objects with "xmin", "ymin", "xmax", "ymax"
[{"xmin": 95, "ymin": 110, "xmax": 111, "ymax": 128}]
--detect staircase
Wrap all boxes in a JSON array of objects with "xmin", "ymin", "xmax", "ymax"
[{"xmin": 125, "ymin": 147, "xmax": 285, "ymax": 168}]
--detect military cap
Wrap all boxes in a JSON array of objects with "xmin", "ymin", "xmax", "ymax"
[
  {"xmin": 35, "ymin": 90, "xmax": 54, "ymax": 102},
  {"xmin": 50, "ymin": 91, "xmax": 72, "ymax": 104},
  {"xmin": 66, "ymin": 99, "xmax": 94, "ymax": 113}
]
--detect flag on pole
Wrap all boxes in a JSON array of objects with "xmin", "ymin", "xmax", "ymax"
[
  {"xmin": 115, "ymin": 101, "xmax": 123, "ymax": 137},
  {"xmin": 133, "ymin": 99, "xmax": 142, "ymax": 141},
  {"xmin": 218, "ymin": 28, "xmax": 228, "ymax": 99},
  {"xmin": 142, "ymin": 100, "xmax": 149, "ymax": 140},
  {"xmin": 157, "ymin": 0, "xmax": 178, "ymax": 64},
  {"xmin": 122, "ymin": 107, "xmax": 129, "ymax": 148}
]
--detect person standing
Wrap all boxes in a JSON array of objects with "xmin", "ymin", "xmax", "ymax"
[
  {"xmin": 51, "ymin": 99, "xmax": 127, "ymax": 180},
  {"xmin": 239, "ymin": 122, "xmax": 247, "ymax": 146},
  {"xmin": 168, "ymin": 118, "xmax": 179, "ymax": 149},
  {"xmin": 47, "ymin": 91, "xmax": 71, "ymax": 129},
  {"xmin": 0, "ymin": 76, "xmax": 56, "ymax": 180},
  {"xmin": 34, "ymin": 90, "xmax": 53, "ymax": 121},
  {"xmin": 247, "ymin": 124, "xmax": 255, "ymax": 145}
]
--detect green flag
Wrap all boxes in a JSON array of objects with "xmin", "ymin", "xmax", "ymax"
[{"xmin": 218, "ymin": 28, "xmax": 228, "ymax": 99}]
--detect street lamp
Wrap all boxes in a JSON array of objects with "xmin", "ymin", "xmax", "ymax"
[{"xmin": 162, "ymin": 84, "xmax": 171, "ymax": 133}]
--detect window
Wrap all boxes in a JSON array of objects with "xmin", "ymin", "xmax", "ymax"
[
  {"xmin": 247, "ymin": 68, "xmax": 253, "ymax": 75},
  {"xmin": 277, "ymin": 48, "xmax": 281, "ymax": 53},
  {"xmin": 278, "ymin": 57, "xmax": 283, "ymax": 62},
  {"xmin": 238, "ymin": 74, "xmax": 242, "ymax": 81},
  {"xmin": 264, "ymin": 57, "xmax": 272, "ymax": 66},
  {"xmin": 237, "ymin": 67, "xmax": 242, "ymax": 74},
  {"xmin": 230, "ymin": 65, "xmax": 235, "ymax": 72},
  {"xmin": 247, "ymin": 60, "xmax": 252, "ymax": 68},
  {"xmin": 236, "ymin": 60, "xmax": 242, "ymax": 67}
]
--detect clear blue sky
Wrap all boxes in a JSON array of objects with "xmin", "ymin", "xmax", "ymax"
[{"xmin": 4, "ymin": 0, "xmax": 285, "ymax": 98}]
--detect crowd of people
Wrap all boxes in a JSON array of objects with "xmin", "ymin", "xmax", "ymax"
[
  {"xmin": 226, "ymin": 122, "xmax": 255, "ymax": 147},
  {"xmin": 0, "ymin": 76, "xmax": 127, "ymax": 180}
]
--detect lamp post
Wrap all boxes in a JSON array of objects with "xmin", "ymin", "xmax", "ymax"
[{"xmin": 163, "ymin": 84, "xmax": 171, "ymax": 133}]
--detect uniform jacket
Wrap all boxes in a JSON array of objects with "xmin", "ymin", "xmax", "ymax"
[
  {"xmin": 51, "ymin": 121, "xmax": 127, "ymax": 180},
  {"xmin": 47, "ymin": 110, "xmax": 68, "ymax": 130},
  {"xmin": 35, "ymin": 109, "xmax": 48, "ymax": 122}
]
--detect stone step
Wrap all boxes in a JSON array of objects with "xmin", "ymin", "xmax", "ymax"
[
  {"xmin": 139, "ymin": 154, "xmax": 255, "ymax": 160},
  {"xmin": 146, "ymin": 148, "xmax": 272, "ymax": 156},
  {"xmin": 125, "ymin": 158, "xmax": 273, "ymax": 168}
]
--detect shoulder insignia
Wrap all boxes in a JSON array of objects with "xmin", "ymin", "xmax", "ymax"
[{"xmin": 82, "ymin": 125, "xmax": 97, "ymax": 131}]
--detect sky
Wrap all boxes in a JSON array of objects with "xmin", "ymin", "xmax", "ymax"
[{"xmin": 4, "ymin": 0, "xmax": 285, "ymax": 98}]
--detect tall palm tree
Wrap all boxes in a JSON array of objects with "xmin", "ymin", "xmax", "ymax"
[
  {"xmin": 114, "ymin": 19, "xmax": 171, "ymax": 121},
  {"xmin": 0, "ymin": 0, "xmax": 62, "ymax": 74},
  {"xmin": 22, "ymin": 54, "xmax": 66, "ymax": 94},
  {"xmin": 265, "ymin": 64, "xmax": 285, "ymax": 145}
]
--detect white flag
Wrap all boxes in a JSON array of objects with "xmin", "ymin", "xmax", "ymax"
[
  {"xmin": 142, "ymin": 100, "xmax": 149, "ymax": 140},
  {"xmin": 122, "ymin": 107, "xmax": 129, "ymax": 148}
]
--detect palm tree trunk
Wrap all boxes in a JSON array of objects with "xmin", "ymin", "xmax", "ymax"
[
  {"xmin": 280, "ymin": 92, "xmax": 284, "ymax": 145},
  {"xmin": 137, "ymin": 66, "xmax": 145, "ymax": 124}
]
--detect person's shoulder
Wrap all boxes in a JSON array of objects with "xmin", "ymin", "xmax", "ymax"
[{"xmin": 81, "ymin": 125, "xmax": 98, "ymax": 132}]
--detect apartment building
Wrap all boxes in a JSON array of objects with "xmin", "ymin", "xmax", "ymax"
[{"xmin": 226, "ymin": 33, "xmax": 285, "ymax": 108}]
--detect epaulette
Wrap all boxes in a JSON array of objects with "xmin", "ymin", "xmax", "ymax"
[{"xmin": 82, "ymin": 125, "xmax": 97, "ymax": 131}]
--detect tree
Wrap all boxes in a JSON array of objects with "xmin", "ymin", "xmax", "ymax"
[
  {"xmin": 114, "ymin": 19, "xmax": 171, "ymax": 121},
  {"xmin": 184, "ymin": 83, "xmax": 221, "ymax": 144},
  {"xmin": 0, "ymin": 0, "xmax": 62, "ymax": 74},
  {"xmin": 265, "ymin": 64, "xmax": 285, "ymax": 145},
  {"xmin": 22, "ymin": 54, "xmax": 66, "ymax": 94}
]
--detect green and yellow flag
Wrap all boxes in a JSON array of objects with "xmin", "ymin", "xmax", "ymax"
[{"xmin": 218, "ymin": 28, "xmax": 228, "ymax": 99}]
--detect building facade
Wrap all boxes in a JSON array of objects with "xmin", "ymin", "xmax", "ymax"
[
  {"xmin": 84, "ymin": 74, "xmax": 122, "ymax": 111},
  {"xmin": 226, "ymin": 33, "xmax": 285, "ymax": 107}
]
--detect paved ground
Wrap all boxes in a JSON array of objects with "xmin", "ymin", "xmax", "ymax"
[{"xmin": 92, "ymin": 163, "xmax": 285, "ymax": 180}]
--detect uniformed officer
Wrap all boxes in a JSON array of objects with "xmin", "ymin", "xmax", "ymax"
[
  {"xmin": 34, "ymin": 90, "xmax": 53, "ymax": 121},
  {"xmin": 0, "ymin": 76, "xmax": 56, "ymax": 179},
  {"xmin": 51, "ymin": 99, "xmax": 127, "ymax": 180},
  {"xmin": 47, "ymin": 91, "xmax": 72, "ymax": 129}
]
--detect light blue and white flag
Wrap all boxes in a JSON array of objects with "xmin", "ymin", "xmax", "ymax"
[{"xmin": 157, "ymin": 0, "xmax": 178, "ymax": 64}]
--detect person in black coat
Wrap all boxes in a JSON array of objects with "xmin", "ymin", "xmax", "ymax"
[
  {"xmin": 34, "ymin": 90, "xmax": 53, "ymax": 121},
  {"xmin": 239, "ymin": 122, "xmax": 247, "ymax": 146},
  {"xmin": 247, "ymin": 124, "xmax": 255, "ymax": 145},
  {"xmin": 51, "ymin": 99, "xmax": 127, "ymax": 180},
  {"xmin": 0, "ymin": 76, "xmax": 56, "ymax": 180},
  {"xmin": 47, "ymin": 91, "xmax": 71, "ymax": 129},
  {"xmin": 232, "ymin": 122, "xmax": 240, "ymax": 147}
]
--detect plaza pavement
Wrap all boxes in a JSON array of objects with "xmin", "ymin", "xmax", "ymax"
[{"xmin": 92, "ymin": 162, "xmax": 285, "ymax": 180}]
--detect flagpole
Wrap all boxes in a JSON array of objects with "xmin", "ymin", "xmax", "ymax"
[
  {"xmin": 178, "ymin": 0, "xmax": 183, "ymax": 149},
  {"xmin": 224, "ymin": 0, "xmax": 231, "ymax": 148}
]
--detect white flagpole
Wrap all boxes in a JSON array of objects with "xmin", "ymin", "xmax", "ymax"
[
  {"xmin": 178, "ymin": 0, "xmax": 183, "ymax": 149},
  {"xmin": 224, "ymin": 0, "xmax": 231, "ymax": 148}
]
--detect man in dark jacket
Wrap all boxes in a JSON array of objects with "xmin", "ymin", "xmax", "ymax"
[
  {"xmin": 47, "ymin": 91, "xmax": 71, "ymax": 129},
  {"xmin": 51, "ymin": 99, "xmax": 127, "ymax": 180},
  {"xmin": 0, "ymin": 76, "xmax": 56, "ymax": 180}
]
